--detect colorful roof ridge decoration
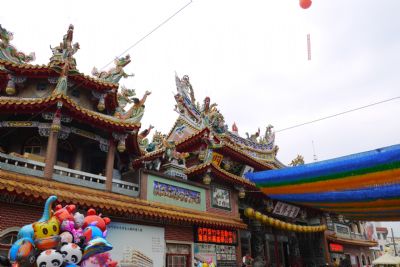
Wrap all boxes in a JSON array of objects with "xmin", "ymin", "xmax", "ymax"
[
  {"xmin": 0, "ymin": 59, "xmax": 119, "ymax": 90},
  {"xmin": 246, "ymin": 144, "xmax": 400, "ymax": 221},
  {"xmin": 133, "ymin": 128, "xmax": 211, "ymax": 164},
  {"xmin": 171, "ymin": 73, "xmax": 280, "ymax": 163},
  {"xmin": 0, "ymin": 169, "xmax": 247, "ymax": 229},
  {"xmin": 185, "ymin": 162, "xmax": 257, "ymax": 189},
  {"xmin": 0, "ymin": 94, "xmax": 141, "ymax": 131},
  {"xmin": 216, "ymin": 141, "xmax": 279, "ymax": 169},
  {"xmin": 0, "ymin": 24, "xmax": 35, "ymax": 64}
]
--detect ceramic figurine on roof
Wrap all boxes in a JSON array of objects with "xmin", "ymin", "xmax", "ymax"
[
  {"xmin": 0, "ymin": 24, "xmax": 35, "ymax": 64},
  {"xmin": 200, "ymin": 96, "xmax": 227, "ymax": 134},
  {"xmin": 174, "ymin": 73, "xmax": 201, "ymax": 122},
  {"xmin": 138, "ymin": 125, "xmax": 154, "ymax": 148},
  {"xmin": 114, "ymin": 85, "xmax": 136, "ymax": 115},
  {"xmin": 117, "ymin": 86, "xmax": 136, "ymax": 107},
  {"xmin": 92, "ymin": 55, "xmax": 134, "ymax": 84},
  {"xmin": 49, "ymin": 24, "xmax": 80, "ymax": 73},
  {"xmin": 246, "ymin": 128, "xmax": 260, "ymax": 142},
  {"xmin": 260, "ymin": 124, "xmax": 275, "ymax": 147},
  {"xmin": 115, "ymin": 90, "xmax": 151, "ymax": 123},
  {"xmin": 162, "ymin": 139, "xmax": 189, "ymax": 166},
  {"xmin": 289, "ymin": 155, "xmax": 305, "ymax": 166},
  {"xmin": 176, "ymin": 74, "xmax": 195, "ymax": 104},
  {"xmin": 145, "ymin": 131, "xmax": 165, "ymax": 152}
]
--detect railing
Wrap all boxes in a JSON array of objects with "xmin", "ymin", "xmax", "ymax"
[
  {"xmin": 0, "ymin": 152, "xmax": 139, "ymax": 197},
  {"xmin": 0, "ymin": 151, "xmax": 45, "ymax": 177}
]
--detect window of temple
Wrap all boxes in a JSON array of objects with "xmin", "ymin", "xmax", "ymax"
[
  {"xmin": 0, "ymin": 229, "xmax": 19, "ymax": 257},
  {"xmin": 23, "ymin": 136, "xmax": 42, "ymax": 155}
]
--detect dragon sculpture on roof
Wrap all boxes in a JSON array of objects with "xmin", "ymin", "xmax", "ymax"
[
  {"xmin": 92, "ymin": 55, "xmax": 134, "ymax": 84},
  {"xmin": 0, "ymin": 24, "xmax": 35, "ymax": 64}
]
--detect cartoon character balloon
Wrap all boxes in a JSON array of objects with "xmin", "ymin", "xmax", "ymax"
[{"xmin": 6, "ymin": 196, "xmax": 114, "ymax": 267}]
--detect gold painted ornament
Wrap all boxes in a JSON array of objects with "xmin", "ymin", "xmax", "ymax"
[
  {"xmin": 244, "ymin": 208, "xmax": 255, "ymax": 218},
  {"xmin": 5, "ymin": 86, "xmax": 16, "ymax": 95},
  {"xmin": 262, "ymin": 215, "xmax": 268, "ymax": 224}
]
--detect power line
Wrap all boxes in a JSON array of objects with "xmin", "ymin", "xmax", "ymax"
[
  {"xmin": 276, "ymin": 96, "xmax": 400, "ymax": 133},
  {"xmin": 101, "ymin": 0, "xmax": 193, "ymax": 70}
]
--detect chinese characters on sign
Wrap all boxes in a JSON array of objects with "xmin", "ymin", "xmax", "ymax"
[
  {"xmin": 212, "ymin": 152, "xmax": 224, "ymax": 166},
  {"xmin": 195, "ymin": 227, "xmax": 237, "ymax": 245},
  {"xmin": 329, "ymin": 243, "xmax": 344, "ymax": 253},
  {"xmin": 211, "ymin": 186, "xmax": 231, "ymax": 210},
  {"xmin": 153, "ymin": 181, "xmax": 201, "ymax": 204},
  {"xmin": 272, "ymin": 201, "xmax": 300, "ymax": 218}
]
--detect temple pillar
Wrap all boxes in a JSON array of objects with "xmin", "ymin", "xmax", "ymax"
[
  {"xmin": 105, "ymin": 139, "xmax": 116, "ymax": 192},
  {"xmin": 250, "ymin": 219, "xmax": 266, "ymax": 267},
  {"xmin": 321, "ymin": 217, "xmax": 331, "ymax": 265},
  {"xmin": 43, "ymin": 109, "xmax": 62, "ymax": 180}
]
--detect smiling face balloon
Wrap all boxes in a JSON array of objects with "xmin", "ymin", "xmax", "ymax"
[{"xmin": 33, "ymin": 217, "xmax": 60, "ymax": 239}]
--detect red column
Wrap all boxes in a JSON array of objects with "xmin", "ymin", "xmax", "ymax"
[
  {"xmin": 43, "ymin": 123, "xmax": 61, "ymax": 180},
  {"xmin": 105, "ymin": 139, "xmax": 116, "ymax": 192}
]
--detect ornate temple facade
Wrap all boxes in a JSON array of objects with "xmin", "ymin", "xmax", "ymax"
[{"xmin": 0, "ymin": 25, "xmax": 377, "ymax": 267}]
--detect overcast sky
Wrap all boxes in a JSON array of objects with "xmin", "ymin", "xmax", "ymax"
[
  {"xmin": 1, "ymin": 0, "xmax": 399, "ymax": 164},
  {"xmin": 1, "ymin": 0, "xmax": 400, "ymax": 232}
]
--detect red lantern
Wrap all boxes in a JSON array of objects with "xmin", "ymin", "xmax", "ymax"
[{"xmin": 299, "ymin": 0, "xmax": 312, "ymax": 9}]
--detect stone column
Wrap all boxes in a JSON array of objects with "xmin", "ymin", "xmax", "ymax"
[
  {"xmin": 105, "ymin": 139, "xmax": 116, "ymax": 192},
  {"xmin": 250, "ymin": 220, "xmax": 266, "ymax": 267},
  {"xmin": 43, "ymin": 110, "xmax": 62, "ymax": 180}
]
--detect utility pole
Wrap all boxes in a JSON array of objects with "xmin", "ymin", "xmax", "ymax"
[{"xmin": 391, "ymin": 228, "xmax": 398, "ymax": 256}]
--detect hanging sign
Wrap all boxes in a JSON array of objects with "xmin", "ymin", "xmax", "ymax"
[
  {"xmin": 329, "ymin": 243, "xmax": 344, "ymax": 253},
  {"xmin": 195, "ymin": 227, "xmax": 237, "ymax": 245},
  {"xmin": 272, "ymin": 201, "xmax": 300, "ymax": 218},
  {"xmin": 212, "ymin": 152, "xmax": 224, "ymax": 166}
]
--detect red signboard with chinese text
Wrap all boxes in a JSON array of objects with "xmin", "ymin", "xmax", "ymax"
[
  {"xmin": 329, "ymin": 243, "xmax": 344, "ymax": 253},
  {"xmin": 195, "ymin": 227, "xmax": 237, "ymax": 245}
]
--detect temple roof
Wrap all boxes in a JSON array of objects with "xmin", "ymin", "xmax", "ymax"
[
  {"xmin": 0, "ymin": 59, "xmax": 119, "ymax": 90},
  {"xmin": 0, "ymin": 93, "xmax": 140, "ymax": 132},
  {"xmin": 0, "ymin": 169, "xmax": 246, "ymax": 229},
  {"xmin": 185, "ymin": 162, "xmax": 257, "ymax": 189}
]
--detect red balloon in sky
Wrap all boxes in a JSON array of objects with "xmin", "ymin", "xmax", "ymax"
[{"xmin": 299, "ymin": 0, "xmax": 312, "ymax": 9}]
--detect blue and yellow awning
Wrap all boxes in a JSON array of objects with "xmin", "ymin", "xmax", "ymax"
[{"xmin": 246, "ymin": 145, "xmax": 400, "ymax": 221}]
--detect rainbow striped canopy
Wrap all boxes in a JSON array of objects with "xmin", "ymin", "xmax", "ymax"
[{"xmin": 246, "ymin": 144, "xmax": 400, "ymax": 221}]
